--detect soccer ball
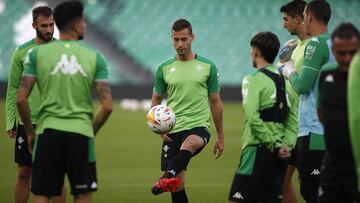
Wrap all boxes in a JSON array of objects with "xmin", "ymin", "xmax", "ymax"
[{"xmin": 146, "ymin": 105, "xmax": 176, "ymax": 134}]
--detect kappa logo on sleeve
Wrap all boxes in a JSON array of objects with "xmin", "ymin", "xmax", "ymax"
[{"xmin": 305, "ymin": 44, "xmax": 316, "ymax": 60}]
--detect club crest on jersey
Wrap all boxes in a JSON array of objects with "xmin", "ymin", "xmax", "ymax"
[
  {"xmin": 51, "ymin": 54, "xmax": 88, "ymax": 77},
  {"xmin": 195, "ymin": 64, "xmax": 204, "ymax": 71}
]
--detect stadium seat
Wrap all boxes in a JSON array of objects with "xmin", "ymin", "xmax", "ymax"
[{"xmin": 1, "ymin": 0, "xmax": 359, "ymax": 85}]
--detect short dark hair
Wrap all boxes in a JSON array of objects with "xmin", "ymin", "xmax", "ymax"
[
  {"xmin": 32, "ymin": 6, "xmax": 52, "ymax": 23},
  {"xmin": 280, "ymin": 0, "xmax": 307, "ymax": 18},
  {"xmin": 331, "ymin": 22, "xmax": 360, "ymax": 42},
  {"xmin": 54, "ymin": 1, "xmax": 83, "ymax": 31},
  {"xmin": 250, "ymin": 32, "xmax": 280, "ymax": 63},
  {"xmin": 305, "ymin": 0, "xmax": 331, "ymax": 25},
  {"xmin": 172, "ymin": 19, "xmax": 192, "ymax": 34}
]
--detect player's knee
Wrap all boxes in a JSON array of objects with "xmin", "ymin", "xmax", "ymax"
[
  {"xmin": 18, "ymin": 166, "xmax": 31, "ymax": 180},
  {"xmin": 182, "ymin": 135, "xmax": 205, "ymax": 152}
]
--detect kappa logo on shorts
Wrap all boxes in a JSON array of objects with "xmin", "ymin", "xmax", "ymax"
[
  {"xmin": 51, "ymin": 54, "xmax": 88, "ymax": 77},
  {"xmin": 232, "ymin": 192, "xmax": 244, "ymax": 199},
  {"xmin": 310, "ymin": 169, "xmax": 320, "ymax": 175}
]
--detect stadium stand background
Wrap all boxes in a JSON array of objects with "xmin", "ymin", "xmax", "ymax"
[{"xmin": 0, "ymin": 0, "xmax": 359, "ymax": 99}]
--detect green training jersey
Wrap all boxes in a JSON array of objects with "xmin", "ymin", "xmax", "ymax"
[
  {"xmin": 348, "ymin": 52, "xmax": 360, "ymax": 192},
  {"xmin": 292, "ymin": 38, "xmax": 309, "ymax": 73},
  {"xmin": 290, "ymin": 33, "xmax": 334, "ymax": 138},
  {"xmin": 153, "ymin": 55, "xmax": 220, "ymax": 133},
  {"xmin": 287, "ymin": 38, "xmax": 309, "ymax": 130},
  {"xmin": 23, "ymin": 40, "xmax": 108, "ymax": 138},
  {"xmin": 6, "ymin": 39, "xmax": 40, "ymax": 131},
  {"xmin": 241, "ymin": 66, "xmax": 297, "ymax": 151}
]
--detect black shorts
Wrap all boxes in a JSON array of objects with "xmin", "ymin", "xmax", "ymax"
[
  {"xmin": 14, "ymin": 124, "xmax": 32, "ymax": 166},
  {"xmin": 160, "ymin": 127, "xmax": 210, "ymax": 171},
  {"xmin": 228, "ymin": 145, "xmax": 287, "ymax": 202},
  {"xmin": 296, "ymin": 134, "xmax": 325, "ymax": 180},
  {"xmin": 31, "ymin": 129, "xmax": 97, "ymax": 196}
]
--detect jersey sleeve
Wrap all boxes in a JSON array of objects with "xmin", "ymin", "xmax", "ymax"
[
  {"xmin": 348, "ymin": 52, "xmax": 360, "ymax": 192},
  {"xmin": 5, "ymin": 48, "xmax": 22, "ymax": 130},
  {"xmin": 207, "ymin": 63, "xmax": 220, "ymax": 93},
  {"xmin": 23, "ymin": 48, "xmax": 37, "ymax": 76},
  {"xmin": 94, "ymin": 53, "xmax": 109, "ymax": 81},
  {"xmin": 153, "ymin": 65, "xmax": 167, "ymax": 95},
  {"xmin": 289, "ymin": 38, "xmax": 328, "ymax": 94},
  {"xmin": 242, "ymin": 76, "xmax": 272, "ymax": 145}
]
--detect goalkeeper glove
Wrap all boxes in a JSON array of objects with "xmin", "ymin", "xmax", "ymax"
[
  {"xmin": 278, "ymin": 59, "xmax": 295, "ymax": 79},
  {"xmin": 279, "ymin": 38, "xmax": 298, "ymax": 63}
]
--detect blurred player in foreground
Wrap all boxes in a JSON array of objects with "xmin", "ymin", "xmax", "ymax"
[
  {"xmin": 317, "ymin": 22, "xmax": 360, "ymax": 203},
  {"xmin": 349, "ymin": 49, "xmax": 360, "ymax": 195}
]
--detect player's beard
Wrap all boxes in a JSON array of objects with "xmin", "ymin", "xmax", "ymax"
[
  {"xmin": 36, "ymin": 29, "xmax": 53, "ymax": 42},
  {"xmin": 252, "ymin": 60, "xmax": 257, "ymax": 68},
  {"xmin": 176, "ymin": 49, "xmax": 186, "ymax": 56}
]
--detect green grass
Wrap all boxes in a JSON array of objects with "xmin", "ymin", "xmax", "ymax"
[{"xmin": 0, "ymin": 101, "xmax": 305, "ymax": 202}]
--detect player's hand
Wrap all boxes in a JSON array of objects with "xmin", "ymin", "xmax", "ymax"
[
  {"xmin": 214, "ymin": 138, "xmax": 224, "ymax": 159},
  {"xmin": 7, "ymin": 129, "xmax": 17, "ymax": 138},
  {"xmin": 160, "ymin": 134, "xmax": 172, "ymax": 142},
  {"xmin": 278, "ymin": 59, "xmax": 295, "ymax": 79},
  {"xmin": 27, "ymin": 132, "xmax": 35, "ymax": 154},
  {"xmin": 278, "ymin": 146, "xmax": 291, "ymax": 160}
]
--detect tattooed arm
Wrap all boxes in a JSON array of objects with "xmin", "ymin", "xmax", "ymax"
[
  {"xmin": 16, "ymin": 76, "xmax": 36, "ymax": 153},
  {"xmin": 93, "ymin": 81, "xmax": 113, "ymax": 135}
]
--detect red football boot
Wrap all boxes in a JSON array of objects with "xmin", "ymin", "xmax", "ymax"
[{"xmin": 151, "ymin": 177, "xmax": 181, "ymax": 195}]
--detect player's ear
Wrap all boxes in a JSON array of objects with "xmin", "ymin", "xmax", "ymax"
[
  {"xmin": 73, "ymin": 18, "xmax": 82, "ymax": 33},
  {"xmin": 251, "ymin": 47, "xmax": 258, "ymax": 58},
  {"xmin": 295, "ymin": 15, "xmax": 302, "ymax": 25},
  {"xmin": 32, "ymin": 22, "xmax": 36, "ymax": 29},
  {"xmin": 308, "ymin": 13, "xmax": 313, "ymax": 23},
  {"xmin": 191, "ymin": 34, "xmax": 195, "ymax": 41}
]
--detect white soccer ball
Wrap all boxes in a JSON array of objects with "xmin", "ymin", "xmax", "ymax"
[{"xmin": 146, "ymin": 105, "xmax": 176, "ymax": 134}]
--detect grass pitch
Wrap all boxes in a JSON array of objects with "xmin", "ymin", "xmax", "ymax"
[{"xmin": 0, "ymin": 101, "xmax": 304, "ymax": 202}]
